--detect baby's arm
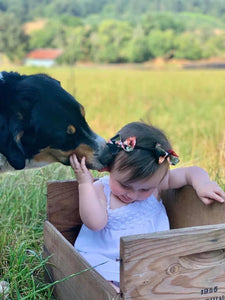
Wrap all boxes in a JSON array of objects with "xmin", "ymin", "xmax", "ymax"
[
  {"xmin": 161, "ymin": 166, "xmax": 225, "ymax": 205},
  {"xmin": 70, "ymin": 154, "xmax": 108, "ymax": 230}
]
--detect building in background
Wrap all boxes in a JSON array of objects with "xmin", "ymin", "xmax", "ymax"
[{"xmin": 25, "ymin": 48, "xmax": 63, "ymax": 67}]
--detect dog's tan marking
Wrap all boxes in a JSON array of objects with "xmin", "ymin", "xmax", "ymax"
[
  {"xmin": 33, "ymin": 145, "xmax": 93, "ymax": 161},
  {"xmin": 33, "ymin": 147, "xmax": 72, "ymax": 163},
  {"xmin": 73, "ymin": 144, "xmax": 95, "ymax": 165},
  {"xmin": 16, "ymin": 112, "xmax": 23, "ymax": 120},
  {"xmin": 33, "ymin": 144, "xmax": 95, "ymax": 167},
  {"xmin": 80, "ymin": 106, "xmax": 85, "ymax": 117},
  {"xmin": 67, "ymin": 125, "xmax": 76, "ymax": 135},
  {"xmin": 15, "ymin": 131, "xmax": 24, "ymax": 143}
]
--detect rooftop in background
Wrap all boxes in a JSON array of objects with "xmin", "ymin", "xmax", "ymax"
[
  {"xmin": 26, "ymin": 48, "xmax": 63, "ymax": 60},
  {"xmin": 25, "ymin": 48, "xmax": 63, "ymax": 67}
]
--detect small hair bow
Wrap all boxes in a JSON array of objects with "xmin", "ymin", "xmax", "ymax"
[
  {"xmin": 155, "ymin": 143, "xmax": 179, "ymax": 166},
  {"xmin": 107, "ymin": 134, "xmax": 136, "ymax": 153}
]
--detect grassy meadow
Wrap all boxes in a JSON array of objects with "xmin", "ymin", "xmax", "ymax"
[{"xmin": 0, "ymin": 66, "xmax": 225, "ymax": 299}]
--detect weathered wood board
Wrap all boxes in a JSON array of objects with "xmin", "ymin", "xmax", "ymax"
[
  {"xmin": 43, "ymin": 221, "xmax": 122, "ymax": 300},
  {"xmin": 47, "ymin": 180, "xmax": 82, "ymax": 245},
  {"xmin": 162, "ymin": 185, "xmax": 225, "ymax": 229},
  {"xmin": 120, "ymin": 224, "xmax": 225, "ymax": 299},
  {"xmin": 44, "ymin": 180, "xmax": 225, "ymax": 300}
]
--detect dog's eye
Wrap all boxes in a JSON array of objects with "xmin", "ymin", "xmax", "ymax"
[{"xmin": 67, "ymin": 125, "xmax": 76, "ymax": 135}]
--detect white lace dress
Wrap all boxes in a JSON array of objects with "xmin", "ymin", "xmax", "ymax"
[{"xmin": 74, "ymin": 175, "xmax": 169, "ymax": 283}]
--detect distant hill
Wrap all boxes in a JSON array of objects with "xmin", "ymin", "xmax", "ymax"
[{"xmin": 1, "ymin": 0, "xmax": 225, "ymax": 24}]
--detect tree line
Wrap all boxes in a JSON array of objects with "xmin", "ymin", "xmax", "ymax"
[
  {"xmin": 0, "ymin": 0, "xmax": 225, "ymax": 63},
  {"xmin": 1, "ymin": 0, "xmax": 225, "ymax": 22}
]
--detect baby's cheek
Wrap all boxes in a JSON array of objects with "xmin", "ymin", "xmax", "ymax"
[
  {"xmin": 116, "ymin": 187, "xmax": 127, "ymax": 195},
  {"xmin": 111, "ymin": 184, "xmax": 123, "ymax": 195}
]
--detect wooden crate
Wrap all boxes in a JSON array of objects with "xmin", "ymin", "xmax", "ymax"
[{"xmin": 43, "ymin": 180, "xmax": 225, "ymax": 300}]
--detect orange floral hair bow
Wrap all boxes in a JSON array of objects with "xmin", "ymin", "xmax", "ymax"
[
  {"xmin": 155, "ymin": 143, "xmax": 179, "ymax": 166},
  {"xmin": 108, "ymin": 134, "xmax": 136, "ymax": 153}
]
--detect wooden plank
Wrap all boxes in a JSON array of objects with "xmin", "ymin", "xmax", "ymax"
[
  {"xmin": 47, "ymin": 180, "xmax": 82, "ymax": 244},
  {"xmin": 43, "ymin": 220, "xmax": 122, "ymax": 300},
  {"xmin": 120, "ymin": 223, "xmax": 225, "ymax": 299},
  {"xmin": 162, "ymin": 185, "xmax": 225, "ymax": 229}
]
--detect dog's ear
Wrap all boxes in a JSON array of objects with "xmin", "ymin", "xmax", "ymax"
[
  {"xmin": 0, "ymin": 114, "xmax": 25, "ymax": 169},
  {"xmin": 0, "ymin": 132, "xmax": 26, "ymax": 170},
  {"xmin": 6, "ymin": 138, "xmax": 26, "ymax": 170},
  {"xmin": 3, "ymin": 116, "xmax": 26, "ymax": 170}
]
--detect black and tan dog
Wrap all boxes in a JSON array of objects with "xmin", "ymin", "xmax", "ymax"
[{"xmin": 0, "ymin": 71, "xmax": 106, "ymax": 172}]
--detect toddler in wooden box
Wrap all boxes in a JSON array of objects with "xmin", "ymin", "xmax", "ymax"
[{"xmin": 70, "ymin": 121, "xmax": 225, "ymax": 292}]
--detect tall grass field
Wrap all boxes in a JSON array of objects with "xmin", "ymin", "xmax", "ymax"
[{"xmin": 0, "ymin": 66, "xmax": 225, "ymax": 299}]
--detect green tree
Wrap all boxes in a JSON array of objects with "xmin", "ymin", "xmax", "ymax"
[
  {"xmin": 29, "ymin": 20, "xmax": 67, "ymax": 49},
  {"xmin": 58, "ymin": 14, "xmax": 83, "ymax": 27},
  {"xmin": 43, "ymin": 0, "xmax": 109, "ymax": 18},
  {"xmin": 0, "ymin": 12, "xmax": 28, "ymax": 61},
  {"xmin": 142, "ymin": 12, "xmax": 185, "ymax": 34},
  {"xmin": 148, "ymin": 29, "xmax": 176, "ymax": 58},
  {"xmin": 2, "ymin": 0, "xmax": 225, "ymax": 22},
  {"xmin": 203, "ymin": 32, "xmax": 225, "ymax": 57},
  {"xmin": 58, "ymin": 25, "xmax": 93, "ymax": 64},
  {"xmin": 126, "ymin": 26, "xmax": 150, "ymax": 62},
  {"xmin": 91, "ymin": 19, "xmax": 132, "ymax": 63},
  {"xmin": 174, "ymin": 32, "xmax": 203, "ymax": 60}
]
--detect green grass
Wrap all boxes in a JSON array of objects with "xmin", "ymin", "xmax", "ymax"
[{"xmin": 0, "ymin": 66, "xmax": 225, "ymax": 298}]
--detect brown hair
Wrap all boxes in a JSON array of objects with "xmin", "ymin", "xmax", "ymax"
[{"xmin": 110, "ymin": 122, "xmax": 172, "ymax": 183}]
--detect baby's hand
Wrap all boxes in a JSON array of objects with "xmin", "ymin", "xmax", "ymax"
[
  {"xmin": 194, "ymin": 180, "xmax": 225, "ymax": 205},
  {"xmin": 70, "ymin": 154, "xmax": 93, "ymax": 184}
]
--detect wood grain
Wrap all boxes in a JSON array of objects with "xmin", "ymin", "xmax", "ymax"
[
  {"xmin": 162, "ymin": 185, "xmax": 225, "ymax": 229},
  {"xmin": 45, "ymin": 181, "xmax": 225, "ymax": 299},
  {"xmin": 120, "ymin": 224, "xmax": 225, "ymax": 299},
  {"xmin": 47, "ymin": 180, "xmax": 82, "ymax": 244},
  {"xmin": 43, "ymin": 221, "xmax": 122, "ymax": 300}
]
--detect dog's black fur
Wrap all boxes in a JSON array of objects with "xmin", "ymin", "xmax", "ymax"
[{"xmin": 0, "ymin": 71, "xmax": 106, "ymax": 171}]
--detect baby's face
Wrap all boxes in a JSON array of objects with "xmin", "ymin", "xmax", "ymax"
[{"xmin": 109, "ymin": 165, "xmax": 167, "ymax": 204}]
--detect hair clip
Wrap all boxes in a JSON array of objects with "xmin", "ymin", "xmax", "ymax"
[
  {"xmin": 108, "ymin": 134, "xmax": 136, "ymax": 153},
  {"xmin": 121, "ymin": 136, "xmax": 136, "ymax": 152},
  {"xmin": 155, "ymin": 143, "xmax": 179, "ymax": 166}
]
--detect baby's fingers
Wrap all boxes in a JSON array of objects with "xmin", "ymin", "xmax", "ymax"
[
  {"xmin": 218, "ymin": 188, "xmax": 225, "ymax": 201},
  {"xmin": 200, "ymin": 192, "xmax": 225, "ymax": 205},
  {"xmin": 214, "ymin": 192, "xmax": 225, "ymax": 203},
  {"xmin": 200, "ymin": 197, "xmax": 214, "ymax": 205},
  {"xmin": 80, "ymin": 156, "xmax": 88, "ymax": 171},
  {"xmin": 211, "ymin": 185, "xmax": 225, "ymax": 203},
  {"xmin": 69, "ymin": 154, "xmax": 80, "ymax": 169}
]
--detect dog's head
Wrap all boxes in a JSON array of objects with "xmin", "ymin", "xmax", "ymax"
[{"xmin": 0, "ymin": 71, "xmax": 106, "ymax": 170}]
